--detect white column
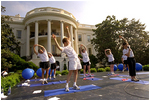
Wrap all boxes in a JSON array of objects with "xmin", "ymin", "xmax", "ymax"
[
  {"xmin": 60, "ymin": 21, "xmax": 64, "ymax": 47},
  {"xmin": 74, "ymin": 28, "xmax": 79, "ymax": 54},
  {"xmin": 60, "ymin": 21, "xmax": 65, "ymax": 57},
  {"xmin": 70, "ymin": 25, "xmax": 74, "ymax": 48},
  {"xmin": 26, "ymin": 25, "xmax": 30, "ymax": 56},
  {"xmin": 47, "ymin": 20, "xmax": 51, "ymax": 52},
  {"xmin": 33, "ymin": 21, "xmax": 38, "ymax": 59}
]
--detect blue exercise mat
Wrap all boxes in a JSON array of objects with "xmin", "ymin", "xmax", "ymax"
[
  {"xmin": 110, "ymin": 77, "xmax": 149, "ymax": 85},
  {"xmin": 136, "ymin": 72, "xmax": 149, "ymax": 75},
  {"xmin": 80, "ymin": 74, "xmax": 95, "ymax": 77},
  {"xmin": 30, "ymin": 78, "xmax": 55, "ymax": 82},
  {"xmin": 80, "ymin": 77, "xmax": 103, "ymax": 81},
  {"xmin": 118, "ymin": 74, "xmax": 130, "ymax": 77},
  {"xmin": 30, "ymin": 80, "xmax": 66, "ymax": 87},
  {"xmin": 44, "ymin": 84, "xmax": 101, "ymax": 97}
]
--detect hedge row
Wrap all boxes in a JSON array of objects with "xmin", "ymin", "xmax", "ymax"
[{"xmin": 1, "ymin": 73, "xmax": 21, "ymax": 93}]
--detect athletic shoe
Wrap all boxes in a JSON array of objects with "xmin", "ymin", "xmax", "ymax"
[
  {"xmin": 44, "ymin": 81, "xmax": 48, "ymax": 84},
  {"xmin": 65, "ymin": 87, "xmax": 69, "ymax": 92},
  {"xmin": 73, "ymin": 85, "xmax": 80, "ymax": 90},
  {"xmin": 111, "ymin": 72, "xmax": 115, "ymax": 75},
  {"xmin": 122, "ymin": 69, "xmax": 124, "ymax": 72},
  {"xmin": 84, "ymin": 75, "xmax": 86, "ymax": 78},
  {"xmin": 131, "ymin": 78, "xmax": 139, "ymax": 82},
  {"xmin": 41, "ymin": 81, "xmax": 44, "ymax": 85},
  {"xmin": 49, "ymin": 76, "xmax": 51, "ymax": 80},
  {"xmin": 53, "ymin": 75, "xmax": 56, "ymax": 79},
  {"xmin": 89, "ymin": 74, "xmax": 92, "ymax": 77}
]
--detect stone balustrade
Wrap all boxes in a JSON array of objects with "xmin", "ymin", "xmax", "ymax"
[{"xmin": 25, "ymin": 7, "xmax": 76, "ymax": 20}]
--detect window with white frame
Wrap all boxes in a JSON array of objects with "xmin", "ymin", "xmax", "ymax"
[
  {"xmin": 78, "ymin": 34, "xmax": 82, "ymax": 41},
  {"xmin": 87, "ymin": 35, "xmax": 91, "ymax": 42},
  {"xmin": 17, "ymin": 30, "xmax": 22, "ymax": 39}
]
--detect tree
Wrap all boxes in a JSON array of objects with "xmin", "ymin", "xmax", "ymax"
[
  {"xmin": 1, "ymin": 6, "xmax": 20, "ymax": 71},
  {"xmin": 91, "ymin": 15, "xmax": 149, "ymax": 65},
  {"xmin": 1, "ymin": 6, "xmax": 20, "ymax": 55}
]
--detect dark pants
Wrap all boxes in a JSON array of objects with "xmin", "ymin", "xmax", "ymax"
[{"xmin": 127, "ymin": 57, "xmax": 136, "ymax": 76}]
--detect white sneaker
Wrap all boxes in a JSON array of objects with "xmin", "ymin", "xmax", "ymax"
[
  {"xmin": 49, "ymin": 76, "xmax": 51, "ymax": 80},
  {"xmin": 111, "ymin": 72, "xmax": 115, "ymax": 75},
  {"xmin": 73, "ymin": 85, "xmax": 80, "ymax": 90},
  {"xmin": 53, "ymin": 75, "xmax": 56, "ymax": 79},
  {"xmin": 84, "ymin": 75, "xmax": 86, "ymax": 78},
  {"xmin": 122, "ymin": 69, "xmax": 124, "ymax": 72},
  {"xmin": 65, "ymin": 87, "xmax": 69, "ymax": 92}
]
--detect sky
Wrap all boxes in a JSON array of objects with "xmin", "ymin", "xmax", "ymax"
[{"xmin": 1, "ymin": 0, "xmax": 150, "ymax": 31}]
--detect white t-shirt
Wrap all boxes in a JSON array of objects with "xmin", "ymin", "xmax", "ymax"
[
  {"xmin": 49, "ymin": 56, "xmax": 56, "ymax": 64},
  {"xmin": 61, "ymin": 41, "xmax": 78, "ymax": 59},
  {"xmin": 81, "ymin": 51, "xmax": 90, "ymax": 62},
  {"xmin": 123, "ymin": 48, "xmax": 134, "ymax": 57},
  {"xmin": 37, "ymin": 50, "xmax": 49, "ymax": 62},
  {"xmin": 122, "ymin": 55, "xmax": 127, "ymax": 61},
  {"xmin": 107, "ymin": 54, "xmax": 114, "ymax": 62}
]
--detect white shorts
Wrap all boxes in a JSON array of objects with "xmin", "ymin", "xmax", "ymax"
[{"xmin": 69, "ymin": 58, "xmax": 82, "ymax": 70}]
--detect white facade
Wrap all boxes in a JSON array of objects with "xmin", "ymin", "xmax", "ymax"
[{"xmin": 2, "ymin": 7, "xmax": 96, "ymax": 71}]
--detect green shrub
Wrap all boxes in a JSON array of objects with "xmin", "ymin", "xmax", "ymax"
[
  {"xmin": 56, "ymin": 71, "xmax": 61, "ymax": 76},
  {"xmin": 80, "ymin": 69, "xmax": 84, "ymax": 73},
  {"xmin": 61, "ymin": 70, "xmax": 69, "ymax": 75},
  {"xmin": 143, "ymin": 65, "xmax": 149, "ymax": 71},
  {"xmin": 1, "ymin": 73, "xmax": 20, "ymax": 93},
  {"xmin": 97, "ymin": 68, "xmax": 106, "ymax": 72},
  {"xmin": 105, "ymin": 67, "xmax": 110, "ymax": 71},
  {"xmin": 34, "ymin": 73, "xmax": 38, "ymax": 77},
  {"xmin": 16, "ymin": 70, "xmax": 22, "ymax": 74},
  {"xmin": 90, "ymin": 68, "xmax": 97, "ymax": 73}
]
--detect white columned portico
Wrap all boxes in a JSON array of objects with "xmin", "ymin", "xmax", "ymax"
[
  {"xmin": 26, "ymin": 25, "xmax": 30, "ymax": 56},
  {"xmin": 33, "ymin": 21, "xmax": 39, "ymax": 59},
  {"xmin": 47, "ymin": 20, "xmax": 51, "ymax": 52},
  {"xmin": 74, "ymin": 28, "xmax": 79, "ymax": 54},
  {"xmin": 70, "ymin": 25, "xmax": 74, "ymax": 48}
]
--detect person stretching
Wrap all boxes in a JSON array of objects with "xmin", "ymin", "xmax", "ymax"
[{"xmin": 52, "ymin": 26, "xmax": 82, "ymax": 92}]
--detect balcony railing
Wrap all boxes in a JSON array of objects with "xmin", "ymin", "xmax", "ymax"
[
  {"xmin": 26, "ymin": 7, "xmax": 76, "ymax": 20},
  {"xmin": 30, "ymin": 32, "xmax": 60, "ymax": 38}
]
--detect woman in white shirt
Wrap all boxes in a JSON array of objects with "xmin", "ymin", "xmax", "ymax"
[
  {"xmin": 48, "ymin": 52, "xmax": 56, "ymax": 79},
  {"xmin": 119, "ymin": 35, "xmax": 139, "ymax": 81},
  {"xmin": 105, "ymin": 49, "xmax": 115, "ymax": 75},
  {"xmin": 80, "ymin": 44, "xmax": 91, "ymax": 78},
  {"xmin": 34, "ymin": 44, "xmax": 50, "ymax": 84}
]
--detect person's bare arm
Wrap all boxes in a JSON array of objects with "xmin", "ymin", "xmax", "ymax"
[
  {"xmin": 48, "ymin": 52, "xmax": 53, "ymax": 57},
  {"xmin": 104, "ymin": 49, "xmax": 108, "ymax": 56},
  {"xmin": 80, "ymin": 44, "xmax": 83, "ymax": 53},
  {"xmin": 37, "ymin": 44, "xmax": 45, "ymax": 51},
  {"xmin": 33, "ymin": 44, "xmax": 38, "ymax": 55},
  {"xmin": 119, "ymin": 35, "xmax": 129, "ymax": 45},
  {"xmin": 52, "ymin": 34, "xmax": 62, "ymax": 51},
  {"xmin": 81, "ymin": 44, "xmax": 87, "ymax": 51},
  {"xmin": 66, "ymin": 26, "xmax": 71, "ymax": 41}
]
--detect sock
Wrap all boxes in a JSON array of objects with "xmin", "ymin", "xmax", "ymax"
[
  {"xmin": 66, "ymin": 83, "xmax": 69, "ymax": 88},
  {"xmin": 73, "ymin": 82, "xmax": 76, "ymax": 86}
]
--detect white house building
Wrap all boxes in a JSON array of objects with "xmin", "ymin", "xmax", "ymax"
[{"xmin": 2, "ymin": 7, "xmax": 96, "ymax": 71}]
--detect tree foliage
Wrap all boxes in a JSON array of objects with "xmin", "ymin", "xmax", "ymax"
[
  {"xmin": 1, "ymin": 6, "xmax": 20, "ymax": 55},
  {"xmin": 91, "ymin": 15, "xmax": 149, "ymax": 65}
]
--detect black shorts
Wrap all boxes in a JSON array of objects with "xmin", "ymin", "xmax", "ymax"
[
  {"xmin": 108, "ymin": 61, "xmax": 115, "ymax": 65},
  {"xmin": 40, "ymin": 61, "xmax": 50, "ymax": 69},
  {"xmin": 83, "ymin": 61, "xmax": 90, "ymax": 66},
  {"xmin": 124, "ymin": 60, "xmax": 128, "ymax": 65},
  {"xmin": 51, "ymin": 63, "xmax": 56, "ymax": 69}
]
